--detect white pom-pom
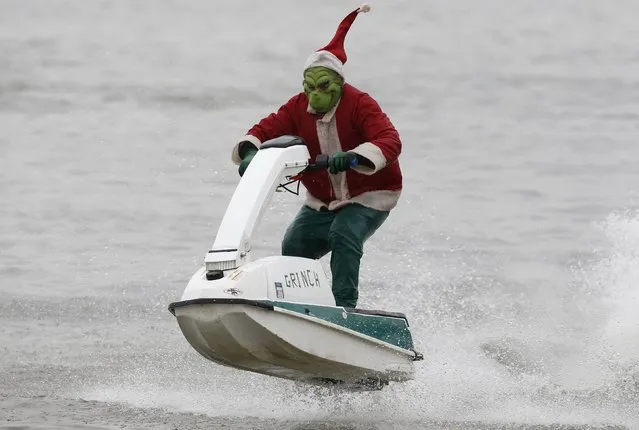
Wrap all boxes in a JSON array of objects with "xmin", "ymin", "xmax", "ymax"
[{"xmin": 358, "ymin": 3, "xmax": 371, "ymax": 13}]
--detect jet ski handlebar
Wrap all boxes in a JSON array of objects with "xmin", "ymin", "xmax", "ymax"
[{"xmin": 306, "ymin": 154, "xmax": 330, "ymax": 170}]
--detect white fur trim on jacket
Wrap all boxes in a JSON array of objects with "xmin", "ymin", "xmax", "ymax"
[
  {"xmin": 231, "ymin": 135, "xmax": 262, "ymax": 165},
  {"xmin": 304, "ymin": 189, "xmax": 401, "ymax": 212},
  {"xmin": 350, "ymin": 142, "xmax": 387, "ymax": 175},
  {"xmin": 304, "ymin": 50, "xmax": 344, "ymax": 78},
  {"xmin": 314, "ymin": 104, "xmax": 350, "ymax": 202}
]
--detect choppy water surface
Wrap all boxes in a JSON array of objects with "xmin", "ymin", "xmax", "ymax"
[{"xmin": 1, "ymin": 0, "xmax": 638, "ymax": 428}]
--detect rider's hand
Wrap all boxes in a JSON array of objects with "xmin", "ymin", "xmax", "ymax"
[
  {"xmin": 328, "ymin": 151, "xmax": 358, "ymax": 174},
  {"xmin": 238, "ymin": 143, "xmax": 258, "ymax": 177}
]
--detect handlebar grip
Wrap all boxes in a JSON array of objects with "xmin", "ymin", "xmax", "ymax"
[
  {"xmin": 307, "ymin": 154, "xmax": 329, "ymax": 170},
  {"xmin": 307, "ymin": 153, "xmax": 358, "ymax": 170}
]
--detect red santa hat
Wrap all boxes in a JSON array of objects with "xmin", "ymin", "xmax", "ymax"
[{"xmin": 303, "ymin": 4, "xmax": 371, "ymax": 79}]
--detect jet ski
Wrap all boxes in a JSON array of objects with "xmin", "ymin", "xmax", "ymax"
[{"xmin": 168, "ymin": 135, "xmax": 423, "ymax": 391}]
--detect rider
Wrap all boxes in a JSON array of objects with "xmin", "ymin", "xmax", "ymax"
[{"xmin": 231, "ymin": 4, "xmax": 402, "ymax": 308}]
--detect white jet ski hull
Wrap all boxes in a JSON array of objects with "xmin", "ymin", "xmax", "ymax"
[{"xmin": 170, "ymin": 298, "xmax": 419, "ymax": 389}]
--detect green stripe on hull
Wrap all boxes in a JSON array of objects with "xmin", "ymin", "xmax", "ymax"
[{"xmin": 267, "ymin": 301, "xmax": 414, "ymax": 350}]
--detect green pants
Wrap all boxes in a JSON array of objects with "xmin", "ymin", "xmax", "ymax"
[{"xmin": 281, "ymin": 203, "xmax": 390, "ymax": 308}]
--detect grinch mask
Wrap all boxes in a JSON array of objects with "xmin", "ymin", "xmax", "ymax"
[{"xmin": 303, "ymin": 66, "xmax": 344, "ymax": 113}]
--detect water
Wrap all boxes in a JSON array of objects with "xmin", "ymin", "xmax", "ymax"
[{"xmin": 1, "ymin": 0, "xmax": 638, "ymax": 428}]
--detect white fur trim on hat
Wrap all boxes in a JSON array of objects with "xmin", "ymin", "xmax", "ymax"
[
  {"xmin": 358, "ymin": 4, "xmax": 371, "ymax": 13},
  {"xmin": 303, "ymin": 50, "xmax": 344, "ymax": 78}
]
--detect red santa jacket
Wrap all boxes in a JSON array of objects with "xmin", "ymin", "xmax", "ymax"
[{"xmin": 232, "ymin": 83, "xmax": 402, "ymax": 212}]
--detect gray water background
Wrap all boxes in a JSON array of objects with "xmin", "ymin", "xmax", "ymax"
[{"xmin": 1, "ymin": 0, "xmax": 638, "ymax": 428}]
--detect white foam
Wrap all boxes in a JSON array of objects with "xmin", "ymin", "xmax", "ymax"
[{"xmin": 75, "ymin": 211, "xmax": 639, "ymax": 428}]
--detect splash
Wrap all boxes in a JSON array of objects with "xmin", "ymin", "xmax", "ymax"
[
  {"xmin": 74, "ymin": 211, "xmax": 639, "ymax": 428},
  {"xmin": 595, "ymin": 210, "xmax": 639, "ymax": 369},
  {"xmin": 571, "ymin": 209, "xmax": 639, "ymax": 408},
  {"xmin": 516, "ymin": 209, "xmax": 639, "ymax": 425}
]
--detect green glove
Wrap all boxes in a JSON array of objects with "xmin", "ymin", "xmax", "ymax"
[
  {"xmin": 328, "ymin": 151, "xmax": 359, "ymax": 174},
  {"xmin": 238, "ymin": 146, "xmax": 258, "ymax": 177}
]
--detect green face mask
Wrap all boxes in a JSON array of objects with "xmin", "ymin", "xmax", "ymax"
[{"xmin": 303, "ymin": 66, "xmax": 344, "ymax": 114}]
